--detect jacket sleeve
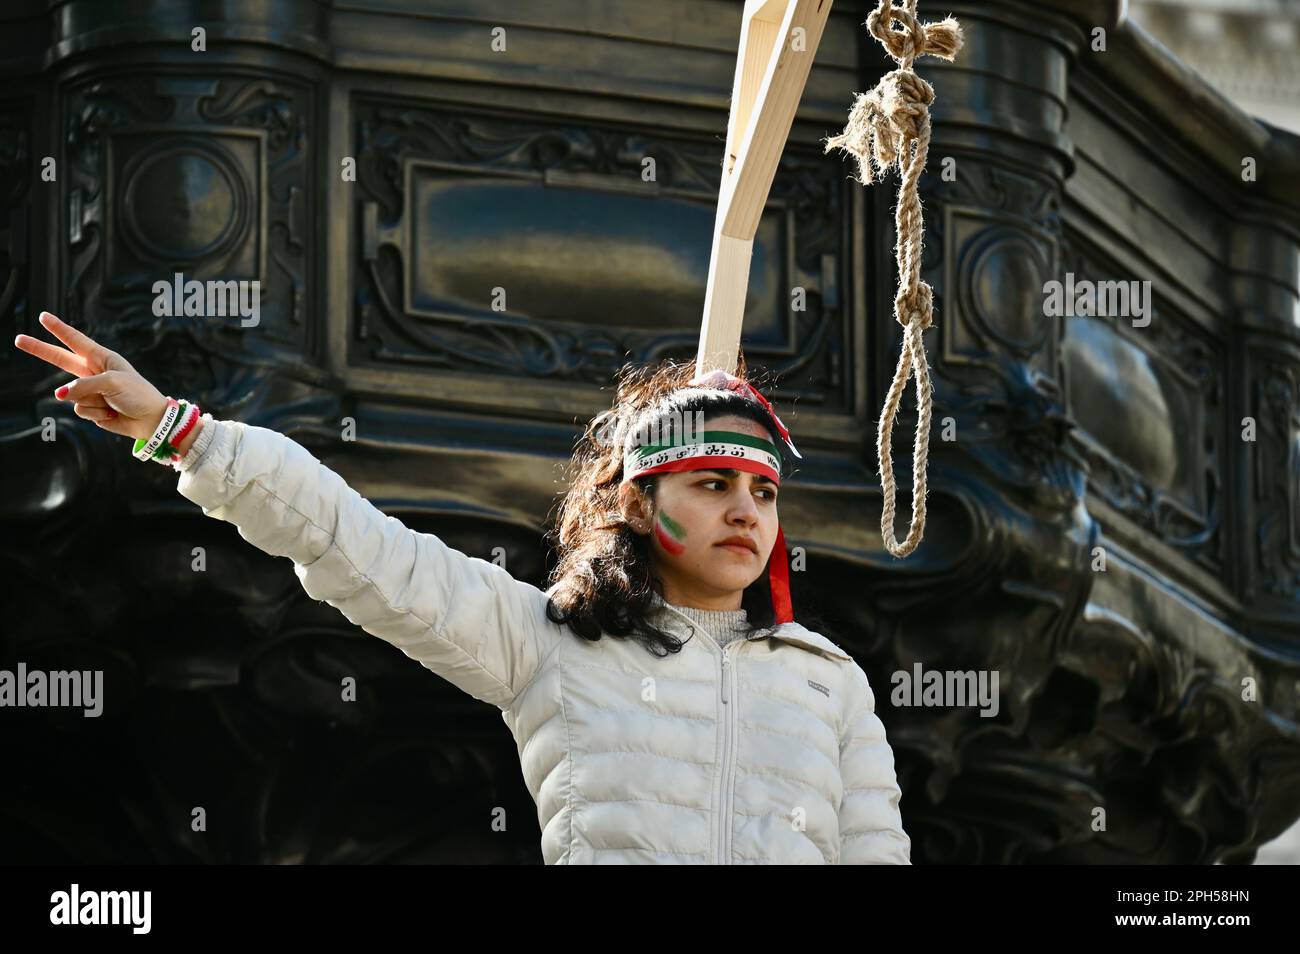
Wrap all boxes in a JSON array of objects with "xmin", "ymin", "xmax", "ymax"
[
  {"xmin": 838, "ymin": 662, "xmax": 912, "ymax": 864},
  {"xmin": 174, "ymin": 417, "xmax": 563, "ymax": 711}
]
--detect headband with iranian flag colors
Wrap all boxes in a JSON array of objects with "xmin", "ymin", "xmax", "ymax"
[{"xmin": 622, "ymin": 430, "xmax": 784, "ymax": 485}]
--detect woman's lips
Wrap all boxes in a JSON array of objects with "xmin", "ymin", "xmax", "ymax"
[{"xmin": 716, "ymin": 543, "xmax": 754, "ymax": 555}]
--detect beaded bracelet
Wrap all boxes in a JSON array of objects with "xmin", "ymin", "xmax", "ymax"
[
  {"xmin": 167, "ymin": 402, "xmax": 201, "ymax": 457},
  {"xmin": 169, "ymin": 411, "xmax": 213, "ymax": 472}
]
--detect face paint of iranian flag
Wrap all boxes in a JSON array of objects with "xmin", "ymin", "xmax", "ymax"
[{"xmin": 654, "ymin": 510, "xmax": 687, "ymax": 556}]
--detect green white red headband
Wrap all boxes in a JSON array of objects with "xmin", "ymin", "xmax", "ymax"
[{"xmin": 622, "ymin": 430, "xmax": 784, "ymax": 485}]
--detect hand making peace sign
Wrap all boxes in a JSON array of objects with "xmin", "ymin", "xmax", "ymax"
[{"xmin": 13, "ymin": 311, "xmax": 170, "ymax": 442}]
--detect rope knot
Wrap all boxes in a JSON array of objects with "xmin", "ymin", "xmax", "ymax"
[
  {"xmin": 895, "ymin": 282, "xmax": 933, "ymax": 330},
  {"xmin": 821, "ymin": 69, "xmax": 934, "ymax": 186},
  {"xmin": 867, "ymin": 1, "xmax": 964, "ymax": 68},
  {"xmin": 880, "ymin": 69, "xmax": 934, "ymax": 141}
]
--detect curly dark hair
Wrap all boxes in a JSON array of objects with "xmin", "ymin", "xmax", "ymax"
[{"xmin": 543, "ymin": 354, "xmax": 801, "ymax": 657}]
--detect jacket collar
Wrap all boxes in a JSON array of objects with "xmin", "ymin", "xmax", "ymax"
[
  {"xmin": 765, "ymin": 624, "xmax": 854, "ymax": 662},
  {"xmin": 649, "ymin": 594, "xmax": 853, "ymax": 662}
]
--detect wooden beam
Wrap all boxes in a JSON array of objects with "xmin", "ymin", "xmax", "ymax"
[{"xmin": 696, "ymin": 0, "xmax": 834, "ymax": 378}]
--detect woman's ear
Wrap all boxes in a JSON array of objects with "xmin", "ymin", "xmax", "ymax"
[{"xmin": 617, "ymin": 481, "xmax": 652, "ymax": 534}]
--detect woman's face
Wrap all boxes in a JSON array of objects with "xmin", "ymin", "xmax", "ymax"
[{"xmin": 623, "ymin": 414, "xmax": 781, "ymax": 610}]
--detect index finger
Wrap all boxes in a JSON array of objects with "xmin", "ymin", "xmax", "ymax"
[{"xmin": 37, "ymin": 312, "xmax": 107, "ymax": 364}]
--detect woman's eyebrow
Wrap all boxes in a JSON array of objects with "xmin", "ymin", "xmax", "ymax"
[{"xmin": 699, "ymin": 468, "xmax": 777, "ymax": 486}]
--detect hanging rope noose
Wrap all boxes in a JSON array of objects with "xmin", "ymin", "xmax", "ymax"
[{"xmin": 824, "ymin": 0, "xmax": 963, "ymax": 558}]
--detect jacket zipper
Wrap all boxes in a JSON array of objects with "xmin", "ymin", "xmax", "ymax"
[
  {"xmin": 717, "ymin": 641, "xmax": 743, "ymax": 865},
  {"xmin": 654, "ymin": 602, "xmax": 748, "ymax": 865}
]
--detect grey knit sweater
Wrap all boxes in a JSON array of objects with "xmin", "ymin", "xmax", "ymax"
[{"xmin": 665, "ymin": 600, "xmax": 754, "ymax": 649}]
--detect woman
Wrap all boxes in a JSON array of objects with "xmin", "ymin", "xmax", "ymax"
[{"xmin": 15, "ymin": 310, "xmax": 910, "ymax": 865}]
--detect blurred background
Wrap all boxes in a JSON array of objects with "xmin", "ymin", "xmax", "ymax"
[
  {"xmin": 1, "ymin": 0, "xmax": 1298, "ymax": 864},
  {"xmin": 1130, "ymin": 0, "xmax": 1300, "ymax": 863},
  {"xmin": 1132, "ymin": 0, "xmax": 1300, "ymax": 133}
]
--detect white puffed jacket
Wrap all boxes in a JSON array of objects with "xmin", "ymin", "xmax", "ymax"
[{"xmin": 175, "ymin": 417, "xmax": 911, "ymax": 864}]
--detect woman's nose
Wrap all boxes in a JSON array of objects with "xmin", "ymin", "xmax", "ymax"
[{"xmin": 728, "ymin": 493, "xmax": 759, "ymax": 521}]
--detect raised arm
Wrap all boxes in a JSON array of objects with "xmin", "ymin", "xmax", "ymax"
[
  {"xmin": 838, "ymin": 663, "xmax": 912, "ymax": 864},
  {"xmin": 15, "ymin": 311, "xmax": 563, "ymax": 712}
]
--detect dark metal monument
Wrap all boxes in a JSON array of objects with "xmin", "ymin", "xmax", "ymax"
[{"xmin": 2, "ymin": 0, "xmax": 1298, "ymax": 863}]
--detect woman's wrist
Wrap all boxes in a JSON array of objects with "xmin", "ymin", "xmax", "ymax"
[
  {"xmin": 174, "ymin": 413, "xmax": 205, "ymax": 457},
  {"xmin": 141, "ymin": 397, "xmax": 173, "ymax": 443},
  {"xmin": 134, "ymin": 396, "xmax": 203, "ymax": 464}
]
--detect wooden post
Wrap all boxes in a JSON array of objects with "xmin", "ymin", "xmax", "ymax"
[{"xmin": 696, "ymin": 0, "xmax": 835, "ymax": 378}]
